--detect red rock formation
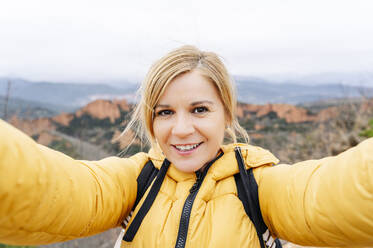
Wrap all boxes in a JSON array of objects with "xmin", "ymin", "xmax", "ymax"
[
  {"xmin": 37, "ymin": 131, "xmax": 61, "ymax": 146},
  {"xmin": 258, "ymin": 104, "xmax": 316, "ymax": 123},
  {"xmin": 236, "ymin": 103, "xmax": 262, "ymax": 118},
  {"xmin": 112, "ymin": 129, "xmax": 140, "ymax": 149},
  {"xmin": 9, "ymin": 116, "xmax": 56, "ymax": 137},
  {"xmin": 237, "ymin": 103, "xmax": 317, "ymax": 123},
  {"xmin": 275, "ymin": 104, "xmax": 317, "ymax": 123},
  {"xmin": 315, "ymin": 107, "xmax": 339, "ymax": 122},
  {"xmin": 113, "ymin": 99, "xmax": 130, "ymax": 112},
  {"xmin": 52, "ymin": 112, "xmax": 74, "ymax": 126},
  {"xmin": 76, "ymin": 99, "xmax": 121, "ymax": 123},
  {"xmin": 256, "ymin": 104, "xmax": 274, "ymax": 118},
  {"xmin": 254, "ymin": 124, "xmax": 264, "ymax": 130},
  {"xmin": 236, "ymin": 104, "xmax": 244, "ymax": 118}
]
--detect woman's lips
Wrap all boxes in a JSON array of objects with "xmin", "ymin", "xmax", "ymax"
[{"xmin": 172, "ymin": 142, "xmax": 203, "ymax": 154}]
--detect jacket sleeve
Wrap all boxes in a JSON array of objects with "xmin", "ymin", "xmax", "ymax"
[
  {"xmin": 0, "ymin": 119, "xmax": 149, "ymax": 245},
  {"xmin": 254, "ymin": 137, "xmax": 373, "ymax": 247}
]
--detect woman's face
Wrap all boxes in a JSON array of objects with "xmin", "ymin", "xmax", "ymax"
[{"xmin": 153, "ymin": 70, "xmax": 227, "ymax": 173}]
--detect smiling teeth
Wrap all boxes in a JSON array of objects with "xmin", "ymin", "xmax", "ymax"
[{"xmin": 175, "ymin": 143, "xmax": 199, "ymax": 151}]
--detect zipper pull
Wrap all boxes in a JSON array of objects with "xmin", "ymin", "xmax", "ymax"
[
  {"xmin": 189, "ymin": 170, "xmax": 202, "ymax": 193},
  {"xmin": 196, "ymin": 170, "xmax": 202, "ymax": 181}
]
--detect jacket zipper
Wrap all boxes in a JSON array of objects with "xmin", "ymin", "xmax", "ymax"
[
  {"xmin": 173, "ymin": 152, "xmax": 223, "ymax": 248},
  {"xmin": 174, "ymin": 170, "xmax": 203, "ymax": 248}
]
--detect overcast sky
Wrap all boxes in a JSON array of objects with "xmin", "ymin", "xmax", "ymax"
[{"xmin": 1, "ymin": 0, "xmax": 373, "ymax": 83}]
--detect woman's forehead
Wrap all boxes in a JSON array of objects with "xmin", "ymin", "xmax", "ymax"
[{"xmin": 157, "ymin": 70, "xmax": 221, "ymax": 103}]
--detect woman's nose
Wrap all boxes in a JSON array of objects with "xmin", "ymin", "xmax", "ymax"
[{"xmin": 171, "ymin": 114, "xmax": 194, "ymax": 137}]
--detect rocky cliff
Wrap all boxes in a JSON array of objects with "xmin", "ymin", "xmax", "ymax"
[{"xmin": 75, "ymin": 99, "xmax": 130, "ymax": 124}]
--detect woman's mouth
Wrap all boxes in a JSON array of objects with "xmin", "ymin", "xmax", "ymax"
[{"xmin": 173, "ymin": 142, "xmax": 203, "ymax": 152}]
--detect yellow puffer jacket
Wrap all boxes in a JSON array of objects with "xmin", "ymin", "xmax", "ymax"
[{"xmin": 0, "ymin": 119, "xmax": 372, "ymax": 247}]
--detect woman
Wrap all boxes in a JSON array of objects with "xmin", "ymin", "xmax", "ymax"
[{"xmin": 0, "ymin": 46, "xmax": 372, "ymax": 248}]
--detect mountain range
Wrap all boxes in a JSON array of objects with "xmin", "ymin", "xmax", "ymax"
[{"xmin": 1, "ymin": 76, "xmax": 372, "ymax": 117}]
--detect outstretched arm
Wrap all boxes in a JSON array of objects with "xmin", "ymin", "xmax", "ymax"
[
  {"xmin": 0, "ymin": 119, "xmax": 148, "ymax": 245},
  {"xmin": 255, "ymin": 138, "xmax": 373, "ymax": 246}
]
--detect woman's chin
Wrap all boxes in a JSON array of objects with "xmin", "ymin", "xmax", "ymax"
[{"xmin": 172, "ymin": 162, "xmax": 203, "ymax": 173}]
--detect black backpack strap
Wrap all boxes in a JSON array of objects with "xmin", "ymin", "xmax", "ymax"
[
  {"xmin": 134, "ymin": 160, "xmax": 159, "ymax": 209},
  {"xmin": 123, "ymin": 159, "xmax": 170, "ymax": 242},
  {"xmin": 234, "ymin": 147, "xmax": 282, "ymax": 248},
  {"xmin": 121, "ymin": 160, "xmax": 159, "ymax": 228}
]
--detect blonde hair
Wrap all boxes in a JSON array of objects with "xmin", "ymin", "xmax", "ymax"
[{"xmin": 120, "ymin": 45, "xmax": 249, "ymax": 151}]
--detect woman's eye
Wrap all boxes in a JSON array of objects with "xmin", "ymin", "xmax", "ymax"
[
  {"xmin": 193, "ymin": 106, "xmax": 208, "ymax": 114},
  {"xmin": 156, "ymin": 110, "xmax": 173, "ymax": 116}
]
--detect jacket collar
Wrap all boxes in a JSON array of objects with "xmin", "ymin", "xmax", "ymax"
[{"xmin": 147, "ymin": 143, "xmax": 279, "ymax": 182}]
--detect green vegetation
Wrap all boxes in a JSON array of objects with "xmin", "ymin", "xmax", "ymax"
[
  {"xmin": 360, "ymin": 119, "xmax": 373, "ymax": 138},
  {"xmin": 49, "ymin": 139, "xmax": 80, "ymax": 159},
  {"xmin": 57, "ymin": 114, "xmax": 113, "ymax": 136},
  {"xmin": 0, "ymin": 244, "xmax": 36, "ymax": 248},
  {"xmin": 238, "ymin": 113, "xmax": 312, "ymax": 134},
  {"xmin": 55, "ymin": 113, "xmax": 128, "ymax": 155}
]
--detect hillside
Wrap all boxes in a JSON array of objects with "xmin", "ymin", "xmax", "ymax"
[
  {"xmin": 9, "ymin": 97, "xmax": 373, "ymax": 162},
  {"xmin": 0, "ymin": 77, "xmax": 137, "ymax": 109},
  {"xmin": 235, "ymin": 76, "xmax": 373, "ymax": 104},
  {"xmin": 0, "ymin": 96, "xmax": 66, "ymax": 119}
]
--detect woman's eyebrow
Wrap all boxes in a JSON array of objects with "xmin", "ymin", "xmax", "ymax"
[
  {"xmin": 154, "ymin": 104, "xmax": 170, "ymax": 109},
  {"xmin": 155, "ymin": 101, "xmax": 213, "ymax": 108},
  {"xmin": 191, "ymin": 100, "xmax": 214, "ymax": 106}
]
